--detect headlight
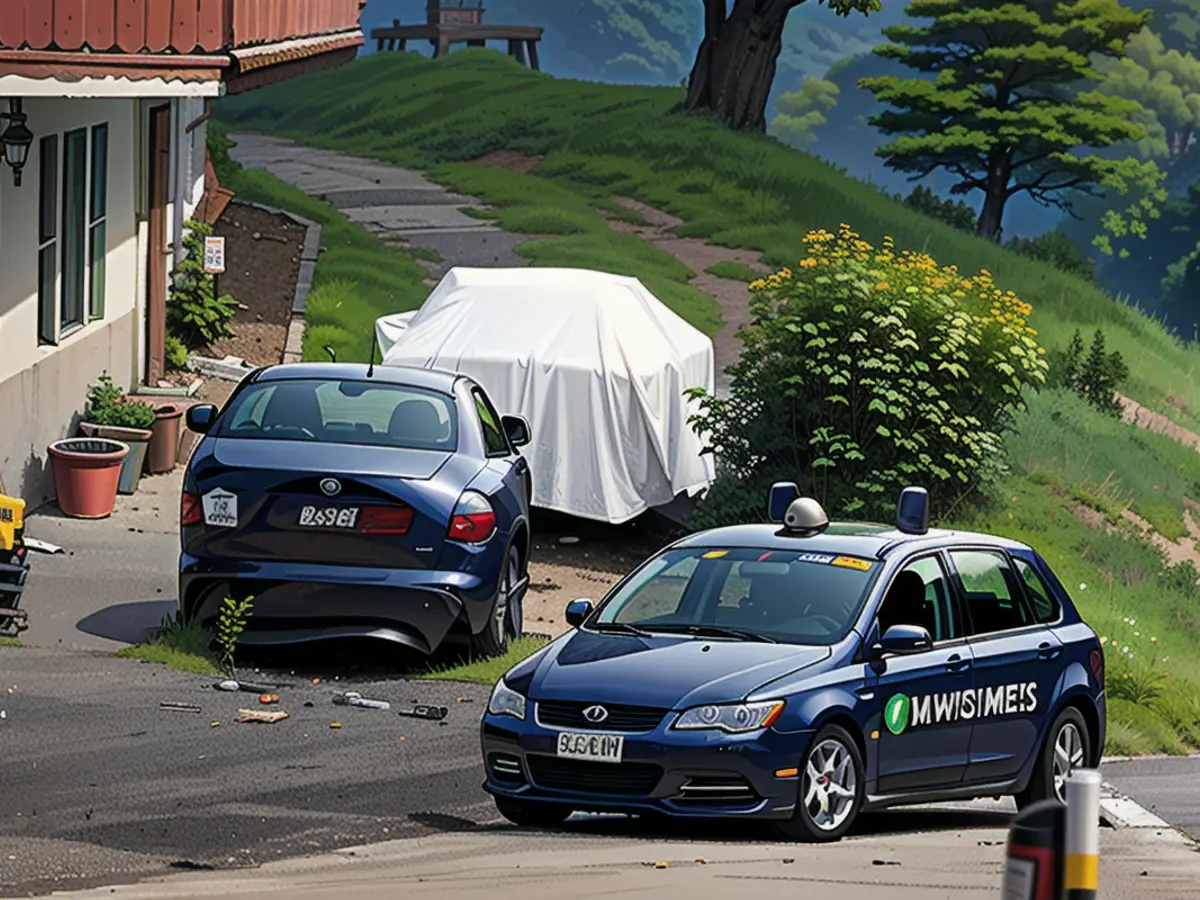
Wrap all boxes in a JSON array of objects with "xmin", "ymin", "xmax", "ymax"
[
  {"xmin": 672, "ymin": 700, "xmax": 785, "ymax": 734},
  {"xmin": 487, "ymin": 679, "xmax": 527, "ymax": 720}
]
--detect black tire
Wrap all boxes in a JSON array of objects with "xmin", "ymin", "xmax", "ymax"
[
  {"xmin": 773, "ymin": 723, "xmax": 865, "ymax": 843},
  {"xmin": 470, "ymin": 544, "xmax": 523, "ymax": 657},
  {"xmin": 1016, "ymin": 706, "xmax": 1090, "ymax": 810},
  {"xmin": 494, "ymin": 795, "xmax": 572, "ymax": 828}
]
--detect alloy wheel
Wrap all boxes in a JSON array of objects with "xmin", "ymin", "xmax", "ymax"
[
  {"xmin": 495, "ymin": 550, "xmax": 522, "ymax": 640},
  {"xmin": 803, "ymin": 737, "xmax": 858, "ymax": 832},
  {"xmin": 1052, "ymin": 722, "xmax": 1085, "ymax": 802}
]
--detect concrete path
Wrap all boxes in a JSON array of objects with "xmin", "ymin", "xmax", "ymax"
[
  {"xmin": 227, "ymin": 133, "xmax": 532, "ymax": 278},
  {"xmin": 37, "ymin": 816, "xmax": 1200, "ymax": 900}
]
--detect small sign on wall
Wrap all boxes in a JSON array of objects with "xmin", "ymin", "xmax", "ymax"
[{"xmin": 203, "ymin": 236, "xmax": 226, "ymax": 274}]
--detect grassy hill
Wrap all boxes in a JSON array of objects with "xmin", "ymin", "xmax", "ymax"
[{"xmin": 214, "ymin": 50, "xmax": 1200, "ymax": 754}]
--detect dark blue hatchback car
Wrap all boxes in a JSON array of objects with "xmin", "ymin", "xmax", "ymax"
[{"xmin": 480, "ymin": 484, "xmax": 1105, "ymax": 841}]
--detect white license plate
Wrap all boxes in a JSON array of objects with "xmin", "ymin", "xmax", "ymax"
[
  {"xmin": 297, "ymin": 505, "xmax": 360, "ymax": 529},
  {"xmin": 556, "ymin": 732, "xmax": 624, "ymax": 763}
]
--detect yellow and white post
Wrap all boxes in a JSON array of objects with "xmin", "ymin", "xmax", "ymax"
[{"xmin": 1064, "ymin": 768, "xmax": 1101, "ymax": 899}]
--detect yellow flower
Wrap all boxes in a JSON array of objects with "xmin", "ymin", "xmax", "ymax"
[{"xmin": 875, "ymin": 282, "xmax": 891, "ymax": 291}]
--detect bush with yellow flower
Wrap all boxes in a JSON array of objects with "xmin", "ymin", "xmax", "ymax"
[{"xmin": 688, "ymin": 223, "xmax": 1049, "ymax": 527}]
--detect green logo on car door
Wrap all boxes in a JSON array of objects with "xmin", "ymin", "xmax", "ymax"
[{"xmin": 884, "ymin": 693, "xmax": 911, "ymax": 736}]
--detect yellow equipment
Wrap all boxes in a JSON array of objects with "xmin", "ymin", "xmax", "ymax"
[{"xmin": 0, "ymin": 492, "xmax": 29, "ymax": 636}]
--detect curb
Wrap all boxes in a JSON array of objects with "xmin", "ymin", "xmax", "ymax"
[
  {"xmin": 235, "ymin": 200, "xmax": 322, "ymax": 365},
  {"xmin": 1099, "ymin": 780, "xmax": 1197, "ymax": 847}
]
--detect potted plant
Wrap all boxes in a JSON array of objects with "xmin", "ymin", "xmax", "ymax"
[
  {"xmin": 48, "ymin": 437, "xmax": 129, "ymax": 519},
  {"xmin": 147, "ymin": 403, "xmax": 184, "ymax": 474},
  {"xmin": 79, "ymin": 373, "xmax": 156, "ymax": 495}
]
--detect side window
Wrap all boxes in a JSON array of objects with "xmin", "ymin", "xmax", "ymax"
[
  {"xmin": 1013, "ymin": 558, "xmax": 1061, "ymax": 624},
  {"xmin": 877, "ymin": 555, "xmax": 959, "ymax": 642},
  {"xmin": 949, "ymin": 549, "xmax": 1032, "ymax": 635},
  {"xmin": 472, "ymin": 387, "xmax": 509, "ymax": 456}
]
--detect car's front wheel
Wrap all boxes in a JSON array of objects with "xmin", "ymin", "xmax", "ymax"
[
  {"xmin": 494, "ymin": 795, "xmax": 572, "ymax": 829},
  {"xmin": 471, "ymin": 544, "xmax": 523, "ymax": 657},
  {"xmin": 1016, "ymin": 706, "xmax": 1090, "ymax": 809},
  {"xmin": 773, "ymin": 723, "xmax": 865, "ymax": 843}
]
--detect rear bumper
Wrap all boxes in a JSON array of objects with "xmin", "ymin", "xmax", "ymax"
[{"xmin": 178, "ymin": 554, "xmax": 498, "ymax": 654}]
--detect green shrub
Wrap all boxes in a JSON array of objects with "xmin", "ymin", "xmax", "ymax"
[
  {"xmin": 1006, "ymin": 232, "xmax": 1094, "ymax": 282},
  {"xmin": 168, "ymin": 220, "xmax": 238, "ymax": 350},
  {"xmin": 687, "ymin": 224, "xmax": 1049, "ymax": 526},
  {"xmin": 900, "ymin": 185, "xmax": 976, "ymax": 233},
  {"xmin": 84, "ymin": 372, "xmax": 156, "ymax": 430},
  {"xmin": 1052, "ymin": 328, "xmax": 1129, "ymax": 418},
  {"xmin": 165, "ymin": 335, "xmax": 190, "ymax": 370}
]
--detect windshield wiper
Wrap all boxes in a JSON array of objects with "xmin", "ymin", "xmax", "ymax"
[
  {"xmin": 589, "ymin": 621, "xmax": 653, "ymax": 637},
  {"xmin": 646, "ymin": 624, "xmax": 778, "ymax": 643}
]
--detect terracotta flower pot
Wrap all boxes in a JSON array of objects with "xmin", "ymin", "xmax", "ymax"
[
  {"xmin": 48, "ymin": 438, "xmax": 129, "ymax": 519},
  {"xmin": 79, "ymin": 423, "xmax": 152, "ymax": 494},
  {"xmin": 147, "ymin": 404, "xmax": 184, "ymax": 475}
]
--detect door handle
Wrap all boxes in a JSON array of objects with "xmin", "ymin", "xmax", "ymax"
[
  {"xmin": 1037, "ymin": 642, "xmax": 1061, "ymax": 661},
  {"xmin": 945, "ymin": 654, "xmax": 971, "ymax": 672}
]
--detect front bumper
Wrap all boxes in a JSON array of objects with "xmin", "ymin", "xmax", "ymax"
[
  {"xmin": 480, "ymin": 706, "xmax": 812, "ymax": 819},
  {"xmin": 179, "ymin": 554, "xmax": 502, "ymax": 654}
]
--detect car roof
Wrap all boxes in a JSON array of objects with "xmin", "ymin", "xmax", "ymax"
[
  {"xmin": 252, "ymin": 362, "xmax": 462, "ymax": 394},
  {"xmin": 673, "ymin": 522, "xmax": 1031, "ymax": 559}
]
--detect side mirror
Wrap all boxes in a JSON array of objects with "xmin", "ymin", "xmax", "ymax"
[
  {"xmin": 872, "ymin": 624, "xmax": 933, "ymax": 657},
  {"xmin": 501, "ymin": 414, "xmax": 531, "ymax": 448},
  {"xmin": 185, "ymin": 404, "xmax": 217, "ymax": 434},
  {"xmin": 565, "ymin": 598, "xmax": 594, "ymax": 628}
]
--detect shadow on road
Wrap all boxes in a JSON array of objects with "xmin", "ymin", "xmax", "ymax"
[{"xmin": 76, "ymin": 599, "xmax": 177, "ymax": 643}]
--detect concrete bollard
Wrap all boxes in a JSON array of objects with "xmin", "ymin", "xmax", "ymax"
[{"xmin": 1064, "ymin": 769, "xmax": 1101, "ymax": 900}]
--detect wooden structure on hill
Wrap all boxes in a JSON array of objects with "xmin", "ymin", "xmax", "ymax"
[{"xmin": 371, "ymin": 1, "xmax": 542, "ymax": 69}]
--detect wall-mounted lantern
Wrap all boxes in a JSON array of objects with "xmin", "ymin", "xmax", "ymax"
[{"xmin": 0, "ymin": 99, "xmax": 34, "ymax": 187}]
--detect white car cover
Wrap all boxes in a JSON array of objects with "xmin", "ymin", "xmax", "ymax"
[{"xmin": 375, "ymin": 267, "xmax": 716, "ymax": 524}]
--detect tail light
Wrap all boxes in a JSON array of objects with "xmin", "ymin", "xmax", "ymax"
[
  {"xmin": 359, "ymin": 505, "xmax": 415, "ymax": 535},
  {"xmin": 181, "ymin": 491, "xmax": 201, "ymax": 526},
  {"xmin": 448, "ymin": 491, "xmax": 496, "ymax": 543},
  {"xmin": 1090, "ymin": 648, "xmax": 1104, "ymax": 686}
]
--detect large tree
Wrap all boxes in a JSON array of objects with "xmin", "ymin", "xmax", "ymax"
[
  {"xmin": 861, "ymin": 0, "xmax": 1154, "ymax": 241},
  {"xmin": 685, "ymin": 0, "xmax": 878, "ymax": 131}
]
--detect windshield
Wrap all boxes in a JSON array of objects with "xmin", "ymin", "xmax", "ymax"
[
  {"xmin": 214, "ymin": 379, "xmax": 458, "ymax": 451},
  {"xmin": 593, "ymin": 547, "xmax": 881, "ymax": 645}
]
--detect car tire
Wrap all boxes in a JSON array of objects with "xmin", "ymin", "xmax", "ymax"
[
  {"xmin": 494, "ymin": 795, "xmax": 572, "ymax": 829},
  {"xmin": 1016, "ymin": 706, "xmax": 1090, "ymax": 810},
  {"xmin": 773, "ymin": 723, "xmax": 865, "ymax": 843},
  {"xmin": 470, "ymin": 544, "xmax": 523, "ymax": 658}
]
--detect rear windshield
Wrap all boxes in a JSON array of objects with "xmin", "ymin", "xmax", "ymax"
[
  {"xmin": 594, "ymin": 547, "xmax": 881, "ymax": 645},
  {"xmin": 214, "ymin": 379, "xmax": 458, "ymax": 450}
]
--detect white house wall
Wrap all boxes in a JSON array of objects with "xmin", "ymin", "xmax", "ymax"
[{"xmin": 0, "ymin": 96, "xmax": 141, "ymax": 505}]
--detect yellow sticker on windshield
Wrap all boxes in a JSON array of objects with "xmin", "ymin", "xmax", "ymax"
[
  {"xmin": 702, "ymin": 550, "xmax": 729, "ymax": 559},
  {"xmin": 832, "ymin": 556, "xmax": 872, "ymax": 571}
]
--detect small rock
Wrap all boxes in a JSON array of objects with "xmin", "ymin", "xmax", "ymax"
[
  {"xmin": 872, "ymin": 859, "xmax": 900, "ymax": 867},
  {"xmin": 252, "ymin": 231, "xmax": 263, "ymax": 240},
  {"xmin": 559, "ymin": 536, "xmax": 580, "ymax": 545}
]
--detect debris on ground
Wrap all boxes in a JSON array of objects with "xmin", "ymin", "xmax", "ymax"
[
  {"xmin": 22, "ymin": 537, "xmax": 63, "ymax": 554},
  {"xmin": 214, "ymin": 679, "xmax": 278, "ymax": 693},
  {"xmin": 455, "ymin": 696, "xmax": 473, "ymax": 703},
  {"xmin": 160, "ymin": 702, "xmax": 202, "ymax": 713},
  {"xmin": 558, "ymin": 536, "xmax": 580, "ymax": 545},
  {"xmin": 330, "ymin": 722, "xmax": 342, "ymax": 729},
  {"xmin": 396, "ymin": 704, "xmax": 448, "ymax": 721},
  {"xmin": 259, "ymin": 693, "xmax": 280, "ymax": 705},
  {"xmin": 234, "ymin": 708, "xmax": 288, "ymax": 724},
  {"xmin": 332, "ymin": 691, "xmax": 390, "ymax": 710}
]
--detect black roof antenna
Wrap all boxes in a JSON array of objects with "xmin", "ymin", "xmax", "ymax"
[
  {"xmin": 366, "ymin": 325, "xmax": 379, "ymax": 378},
  {"xmin": 323, "ymin": 344, "xmax": 337, "ymax": 363}
]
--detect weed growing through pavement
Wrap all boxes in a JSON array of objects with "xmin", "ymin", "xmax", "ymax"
[{"xmin": 215, "ymin": 596, "xmax": 254, "ymax": 678}]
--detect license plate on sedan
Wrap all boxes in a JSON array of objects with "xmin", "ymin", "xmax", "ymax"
[
  {"xmin": 556, "ymin": 732, "xmax": 624, "ymax": 763},
  {"xmin": 297, "ymin": 505, "xmax": 360, "ymax": 529}
]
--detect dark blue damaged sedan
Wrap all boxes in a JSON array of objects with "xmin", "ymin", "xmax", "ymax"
[
  {"xmin": 178, "ymin": 362, "xmax": 533, "ymax": 658},
  {"xmin": 480, "ymin": 485, "xmax": 1105, "ymax": 841}
]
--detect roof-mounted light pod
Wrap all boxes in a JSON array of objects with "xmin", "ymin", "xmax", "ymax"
[
  {"xmin": 768, "ymin": 482, "xmax": 800, "ymax": 522},
  {"xmin": 783, "ymin": 497, "xmax": 830, "ymax": 535},
  {"xmin": 895, "ymin": 486, "xmax": 930, "ymax": 535}
]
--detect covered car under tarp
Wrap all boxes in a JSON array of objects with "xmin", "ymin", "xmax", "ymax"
[{"xmin": 375, "ymin": 267, "xmax": 716, "ymax": 524}]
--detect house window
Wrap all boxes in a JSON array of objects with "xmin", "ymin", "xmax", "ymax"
[
  {"xmin": 89, "ymin": 124, "xmax": 109, "ymax": 320},
  {"xmin": 37, "ymin": 135, "xmax": 58, "ymax": 345},
  {"xmin": 37, "ymin": 122, "xmax": 110, "ymax": 345}
]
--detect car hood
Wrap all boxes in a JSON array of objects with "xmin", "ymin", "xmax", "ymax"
[{"xmin": 527, "ymin": 629, "xmax": 831, "ymax": 709}]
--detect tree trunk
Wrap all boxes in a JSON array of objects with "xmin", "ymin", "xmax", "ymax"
[
  {"xmin": 976, "ymin": 151, "xmax": 1013, "ymax": 242},
  {"xmin": 686, "ymin": 0, "xmax": 795, "ymax": 131}
]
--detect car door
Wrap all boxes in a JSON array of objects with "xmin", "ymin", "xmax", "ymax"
[
  {"xmin": 947, "ymin": 548, "xmax": 1063, "ymax": 785},
  {"xmin": 469, "ymin": 384, "xmax": 531, "ymax": 514},
  {"xmin": 870, "ymin": 553, "xmax": 975, "ymax": 793}
]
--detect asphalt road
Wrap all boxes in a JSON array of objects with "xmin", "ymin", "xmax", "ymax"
[
  {"xmin": 1103, "ymin": 756, "xmax": 1200, "ymax": 839},
  {"xmin": 0, "ymin": 646, "xmax": 495, "ymax": 897}
]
